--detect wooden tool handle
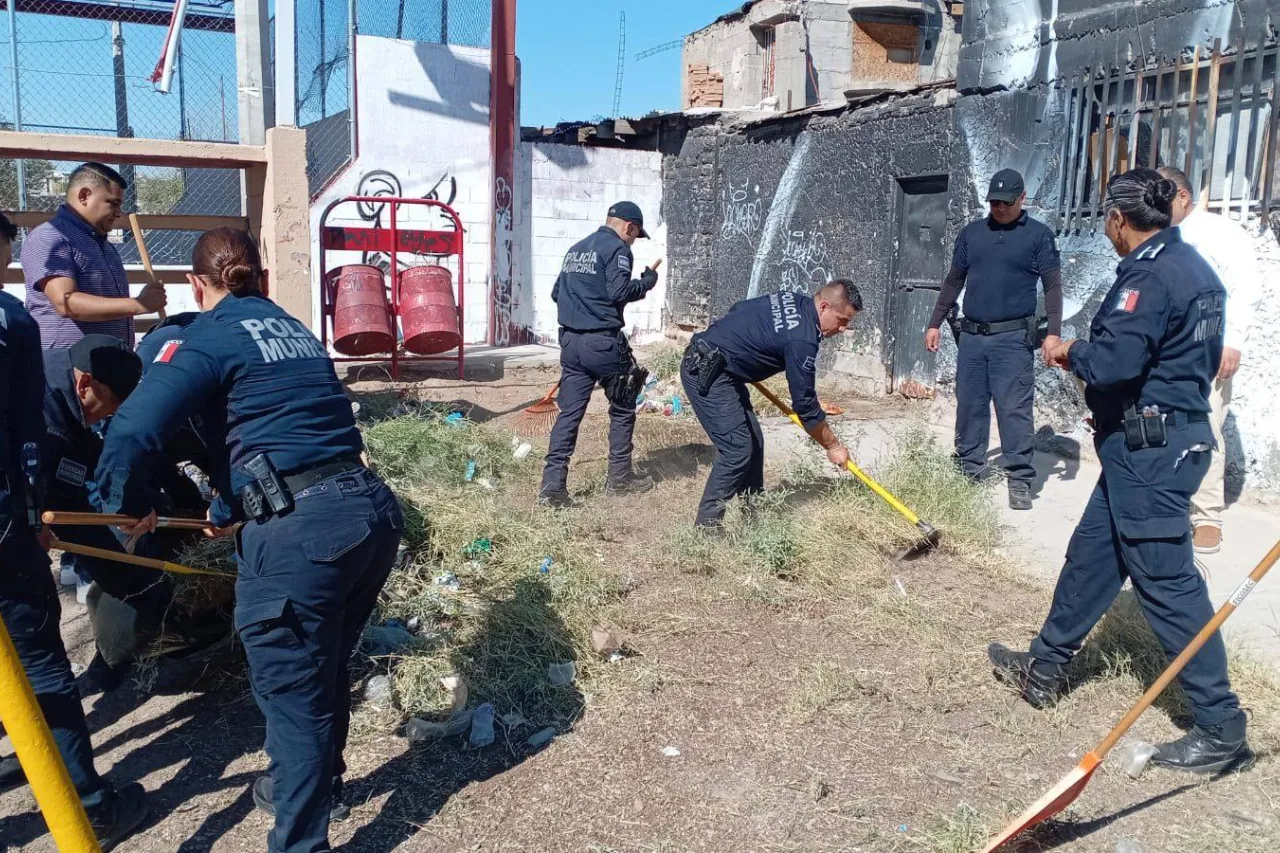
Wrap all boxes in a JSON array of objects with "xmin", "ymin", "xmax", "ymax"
[
  {"xmin": 51, "ymin": 537, "xmax": 224, "ymax": 578},
  {"xmin": 42, "ymin": 510, "xmax": 212, "ymax": 531},
  {"xmin": 1095, "ymin": 538, "xmax": 1280, "ymax": 758},
  {"xmin": 128, "ymin": 213, "xmax": 166, "ymax": 323}
]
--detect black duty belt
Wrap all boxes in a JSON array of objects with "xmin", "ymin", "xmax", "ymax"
[
  {"xmin": 958, "ymin": 316, "xmax": 1034, "ymax": 335},
  {"xmin": 560, "ymin": 326, "xmax": 619, "ymax": 336},
  {"xmin": 283, "ymin": 454, "xmax": 365, "ymax": 494},
  {"xmin": 1096, "ymin": 409, "xmax": 1209, "ymax": 434}
]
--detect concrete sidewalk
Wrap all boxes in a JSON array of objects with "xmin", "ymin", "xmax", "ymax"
[{"xmin": 760, "ymin": 411, "xmax": 1280, "ymax": 669}]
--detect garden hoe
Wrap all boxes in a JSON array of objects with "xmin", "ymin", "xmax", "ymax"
[
  {"xmin": 979, "ymin": 537, "xmax": 1280, "ymax": 852},
  {"xmin": 750, "ymin": 382, "xmax": 940, "ymax": 559}
]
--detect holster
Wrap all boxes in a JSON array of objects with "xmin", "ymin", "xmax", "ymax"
[
  {"xmin": 600, "ymin": 334, "xmax": 649, "ymax": 408},
  {"xmin": 1122, "ymin": 404, "xmax": 1169, "ymax": 451},
  {"xmin": 686, "ymin": 338, "xmax": 727, "ymax": 396},
  {"xmin": 943, "ymin": 304, "xmax": 961, "ymax": 347},
  {"xmin": 237, "ymin": 452, "xmax": 294, "ymax": 522},
  {"xmin": 1034, "ymin": 316, "xmax": 1050, "ymax": 348}
]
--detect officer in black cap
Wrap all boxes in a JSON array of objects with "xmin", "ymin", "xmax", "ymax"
[
  {"xmin": 1, "ymin": 319, "xmax": 149, "ymax": 842},
  {"xmin": 538, "ymin": 201, "xmax": 662, "ymax": 506},
  {"xmin": 924, "ymin": 168, "xmax": 1062, "ymax": 510},
  {"xmin": 989, "ymin": 168, "xmax": 1250, "ymax": 774}
]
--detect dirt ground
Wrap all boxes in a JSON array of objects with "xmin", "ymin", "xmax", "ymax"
[{"xmin": 1, "ymin": 360, "xmax": 1277, "ymax": 852}]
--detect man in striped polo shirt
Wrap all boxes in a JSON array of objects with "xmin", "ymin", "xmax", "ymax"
[{"xmin": 22, "ymin": 162, "xmax": 166, "ymax": 349}]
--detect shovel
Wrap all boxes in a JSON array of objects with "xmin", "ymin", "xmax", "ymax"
[
  {"xmin": 750, "ymin": 382, "xmax": 940, "ymax": 557},
  {"xmin": 979, "ymin": 537, "xmax": 1280, "ymax": 852}
]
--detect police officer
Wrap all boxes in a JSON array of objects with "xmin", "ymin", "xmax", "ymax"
[
  {"xmin": 0, "ymin": 215, "xmax": 149, "ymax": 845},
  {"xmin": 989, "ymin": 169, "xmax": 1251, "ymax": 774},
  {"xmin": 924, "ymin": 169, "xmax": 1062, "ymax": 510},
  {"xmin": 95, "ymin": 228, "xmax": 404, "ymax": 852},
  {"xmin": 538, "ymin": 202, "xmax": 661, "ymax": 507},
  {"xmin": 681, "ymin": 281, "xmax": 861, "ymax": 530}
]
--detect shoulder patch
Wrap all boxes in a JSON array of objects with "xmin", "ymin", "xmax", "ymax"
[
  {"xmin": 1133, "ymin": 242, "xmax": 1168, "ymax": 260},
  {"xmin": 801, "ymin": 355, "xmax": 817, "ymax": 373},
  {"xmin": 55, "ymin": 457, "xmax": 87, "ymax": 488},
  {"xmin": 1114, "ymin": 288, "xmax": 1141, "ymax": 313},
  {"xmin": 154, "ymin": 339, "xmax": 183, "ymax": 363},
  {"xmin": 617, "ymin": 253, "xmax": 632, "ymax": 273}
]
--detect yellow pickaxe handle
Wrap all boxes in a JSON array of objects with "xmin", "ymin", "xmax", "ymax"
[
  {"xmin": 53, "ymin": 537, "xmax": 231, "ymax": 579},
  {"xmin": 750, "ymin": 382, "xmax": 938, "ymax": 541}
]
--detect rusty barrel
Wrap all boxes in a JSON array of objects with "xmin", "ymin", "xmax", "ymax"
[
  {"xmin": 399, "ymin": 265, "xmax": 462, "ymax": 354},
  {"xmin": 329, "ymin": 264, "xmax": 394, "ymax": 356}
]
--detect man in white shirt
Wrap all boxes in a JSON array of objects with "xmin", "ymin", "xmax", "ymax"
[{"xmin": 1159, "ymin": 166, "xmax": 1263, "ymax": 554}]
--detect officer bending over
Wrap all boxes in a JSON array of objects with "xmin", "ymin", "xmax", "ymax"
[
  {"xmin": 538, "ymin": 202, "xmax": 661, "ymax": 507},
  {"xmin": 989, "ymin": 169, "xmax": 1251, "ymax": 773},
  {"xmin": 96, "ymin": 227, "xmax": 403, "ymax": 853},
  {"xmin": 681, "ymin": 281, "xmax": 860, "ymax": 530},
  {"xmin": 0, "ymin": 216, "xmax": 149, "ymax": 846}
]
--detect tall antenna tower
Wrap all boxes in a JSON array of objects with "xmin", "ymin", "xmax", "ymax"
[{"xmin": 612, "ymin": 12, "xmax": 626, "ymax": 117}]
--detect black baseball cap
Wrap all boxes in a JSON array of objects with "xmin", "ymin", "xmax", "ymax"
[
  {"xmin": 608, "ymin": 201, "xmax": 649, "ymax": 239},
  {"xmin": 986, "ymin": 169, "xmax": 1025, "ymax": 203},
  {"xmin": 70, "ymin": 334, "xmax": 142, "ymax": 401}
]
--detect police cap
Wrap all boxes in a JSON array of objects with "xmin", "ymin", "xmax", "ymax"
[
  {"xmin": 608, "ymin": 201, "xmax": 649, "ymax": 239},
  {"xmin": 987, "ymin": 169, "xmax": 1025, "ymax": 203},
  {"xmin": 70, "ymin": 334, "xmax": 142, "ymax": 401}
]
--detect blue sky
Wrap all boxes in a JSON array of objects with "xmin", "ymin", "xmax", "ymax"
[{"xmin": 516, "ymin": 0, "xmax": 732, "ymax": 127}]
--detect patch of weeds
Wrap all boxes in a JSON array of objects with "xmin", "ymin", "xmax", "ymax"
[
  {"xmin": 787, "ymin": 662, "xmax": 874, "ymax": 719},
  {"xmin": 364, "ymin": 409, "xmax": 525, "ymax": 490},
  {"xmin": 641, "ymin": 343, "xmax": 685, "ymax": 383},
  {"xmin": 913, "ymin": 803, "xmax": 989, "ymax": 853},
  {"xmin": 734, "ymin": 492, "xmax": 802, "ymax": 579}
]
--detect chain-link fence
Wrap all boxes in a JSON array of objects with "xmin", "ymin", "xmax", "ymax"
[{"xmin": 0, "ymin": 1, "xmax": 240, "ymax": 265}]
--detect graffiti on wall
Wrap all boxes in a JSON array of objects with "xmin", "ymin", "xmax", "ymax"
[
  {"xmin": 779, "ymin": 229, "xmax": 830, "ymax": 293},
  {"xmin": 491, "ymin": 175, "xmax": 518, "ymax": 346},
  {"xmin": 721, "ymin": 180, "xmax": 765, "ymax": 243},
  {"xmin": 353, "ymin": 169, "xmax": 460, "ymax": 275}
]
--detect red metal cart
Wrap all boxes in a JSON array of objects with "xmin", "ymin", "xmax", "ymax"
[{"xmin": 318, "ymin": 196, "xmax": 466, "ymax": 380}]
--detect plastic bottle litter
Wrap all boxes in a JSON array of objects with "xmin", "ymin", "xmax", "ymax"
[
  {"xmin": 671, "ymin": 396, "xmax": 683, "ymax": 415},
  {"xmin": 465, "ymin": 460, "xmax": 477, "ymax": 482},
  {"xmin": 403, "ymin": 718, "xmax": 438, "ymax": 742},
  {"xmin": 547, "ymin": 661, "xmax": 576, "ymax": 687},
  {"xmin": 538, "ymin": 556, "xmax": 553, "ymax": 575},
  {"xmin": 364, "ymin": 675, "xmax": 394, "ymax": 707},
  {"xmin": 445, "ymin": 411, "xmax": 465, "ymax": 426},
  {"xmin": 1119, "ymin": 739, "xmax": 1158, "ymax": 779},
  {"xmin": 513, "ymin": 442, "xmax": 533, "ymax": 460},
  {"xmin": 468, "ymin": 702, "xmax": 496, "ymax": 748},
  {"xmin": 663, "ymin": 403, "xmax": 673, "ymax": 416},
  {"xmin": 527, "ymin": 726, "xmax": 557, "ymax": 748},
  {"xmin": 661, "ymin": 746, "xmax": 681, "ymax": 757}
]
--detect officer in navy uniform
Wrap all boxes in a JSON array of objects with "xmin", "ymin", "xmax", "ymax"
[
  {"xmin": 989, "ymin": 169, "xmax": 1251, "ymax": 773},
  {"xmin": 925, "ymin": 169, "xmax": 1063, "ymax": 510},
  {"xmin": 0, "ymin": 214, "xmax": 149, "ymax": 846},
  {"xmin": 538, "ymin": 201, "xmax": 661, "ymax": 507},
  {"xmin": 680, "ymin": 281, "xmax": 861, "ymax": 530},
  {"xmin": 95, "ymin": 228, "xmax": 404, "ymax": 852}
]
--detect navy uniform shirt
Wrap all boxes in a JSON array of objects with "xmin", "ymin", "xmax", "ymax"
[
  {"xmin": 1069, "ymin": 229, "xmax": 1224, "ymax": 420},
  {"xmin": 695, "ymin": 290, "xmax": 825, "ymax": 430},
  {"xmin": 952, "ymin": 212, "xmax": 1060, "ymax": 323},
  {"xmin": 552, "ymin": 226, "xmax": 657, "ymax": 332},
  {"xmin": 0, "ymin": 291, "xmax": 46, "ymax": 484},
  {"xmin": 96, "ymin": 293, "xmax": 362, "ymax": 520},
  {"xmin": 136, "ymin": 312, "xmax": 234, "ymax": 524}
]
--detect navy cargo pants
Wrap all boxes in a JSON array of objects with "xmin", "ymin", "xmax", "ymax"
[
  {"xmin": 955, "ymin": 329, "xmax": 1035, "ymax": 484},
  {"xmin": 0, "ymin": 487, "xmax": 107, "ymax": 807},
  {"xmin": 235, "ymin": 468, "xmax": 403, "ymax": 853},
  {"xmin": 539, "ymin": 329, "xmax": 637, "ymax": 494},
  {"xmin": 1031, "ymin": 420, "xmax": 1243, "ymax": 732},
  {"xmin": 680, "ymin": 352, "xmax": 764, "ymax": 527}
]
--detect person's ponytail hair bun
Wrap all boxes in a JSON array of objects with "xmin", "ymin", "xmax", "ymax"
[
  {"xmin": 192, "ymin": 227, "xmax": 264, "ymax": 295},
  {"xmin": 1145, "ymin": 178, "xmax": 1178, "ymax": 214}
]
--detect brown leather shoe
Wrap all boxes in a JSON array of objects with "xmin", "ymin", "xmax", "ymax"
[{"xmin": 1193, "ymin": 525, "xmax": 1222, "ymax": 555}]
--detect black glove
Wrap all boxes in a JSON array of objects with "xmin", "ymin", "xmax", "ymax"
[{"xmin": 641, "ymin": 267, "xmax": 659, "ymax": 290}]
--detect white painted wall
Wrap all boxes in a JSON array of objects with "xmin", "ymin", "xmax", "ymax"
[
  {"xmin": 310, "ymin": 36, "xmax": 494, "ymax": 343},
  {"xmin": 520, "ymin": 143, "xmax": 668, "ymax": 344}
]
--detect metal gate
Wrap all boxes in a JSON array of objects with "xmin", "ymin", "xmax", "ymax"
[{"xmin": 888, "ymin": 175, "xmax": 950, "ymax": 398}]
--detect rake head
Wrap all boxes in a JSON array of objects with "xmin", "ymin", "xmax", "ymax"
[{"xmin": 515, "ymin": 403, "xmax": 559, "ymax": 436}]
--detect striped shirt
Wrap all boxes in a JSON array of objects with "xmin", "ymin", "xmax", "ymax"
[{"xmin": 22, "ymin": 204, "xmax": 133, "ymax": 348}]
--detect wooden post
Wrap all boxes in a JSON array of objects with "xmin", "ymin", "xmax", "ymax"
[
  {"xmin": 1245, "ymin": 45, "xmax": 1266, "ymax": 219},
  {"xmin": 1222, "ymin": 47, "xmax": 1247, "ymax": 217},
  {"xmin": 1185, "ymin": 44, "xmax": 1202, "ymax": 187},
  {"xmin": 1067, "ymin": 72, "xmax": 1088, "ymax": 232},
  {"xmin": 1128, "ymin": 65, "xmax": 1144, "ymax": 168},
  {"xmin": 1261, "ymin": 47, "xmax": 1280, "ymax": 229},
  {"xmin": 1150, "ymin": 64, "xmax": 1166, "ymax": 168},
  {"xmin": 1093, "ymin": 70, "xmax": 1114, "ymax": 230},
  {"xmin": 1058, "ymin": 74, "xmax": 1077, "ymax": 230},
  {"xmin": 1199, "ymin": 40, "xmax": 1223, "ymax": 208}
]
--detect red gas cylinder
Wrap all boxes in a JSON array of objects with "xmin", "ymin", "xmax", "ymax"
[
  {"xmin": 329, "ymin": 265, "xmax": 394, "ymax": 356},
  {"xmin": 399, "ymin": 265, "xmax": 462, "ymax": 354}
]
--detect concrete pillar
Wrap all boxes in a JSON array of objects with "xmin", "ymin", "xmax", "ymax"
[
  {"xmin": 274, "ymin": 0, "xmax": 297, "ymax": 127},
  {"xmin": 236, "ymin": 0, "xmax": 275, "ymax": 146},
  {"xmin": 247, "ymin": 127, "xmax": 312, "ymax": 328}
]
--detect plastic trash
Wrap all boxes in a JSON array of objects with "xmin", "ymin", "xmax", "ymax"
[
  {"xmin": 406, "ymin": 615, "xmax": 422, "ymax": 633},
  {"xmin": 468, "ymin": 702, "xmax": 495, "ymax": 748},
  {"xmin": 547, "ymin": 661, "xmax": 576, "ymax": 686},
  {"xmin": 538, "ymin": 556, "xmax": 553, "ymax": 575},
  {"xmin": 513, "ymin": 443, "xmax": 533, "ymax": 460},
  {"xmin": 1119, "ymin": 739, "xmax": 1158, "ymax": 779},
  {"xmin": 445, "ymin": 411, "xmax": 465, "ymax": 426},
  {"xmin": 361, "ymin": 622, "xmax": 415, "ymax": 657},
  {"xmin": 527, "ymin": 726, "xmax": 557, "ymax": 748},
  {"xmin": 661, "ymin": 746, "xmax": 680, "ymax": 757},
  {"xmin": 1115, "ymin": 839, "xmax": 1143, "ymax": 853},
  {"xmin": 364, "ymin": 674, "xmax": 394, "ymax": 706},
  {"xmin": 894, "ymin": 577, "xmax": 908, "ymax": 597},
  {"xmin": 663, "ymin": 403, "xmax": 673, "ymax": 416},
  {"xmin": 465, "ymin": 459, "xmax": 477, "ymax": 482},
  {"xmin": 463, "ymin": 538, "xmax": 493, "ymax": 558},
  {"xmin": 671, "ymin": 396, "xmax": 683, "ymax": 415},
  {"xmin": 433, "ymin": 571, "xmax": 461, "ymax": 592}
]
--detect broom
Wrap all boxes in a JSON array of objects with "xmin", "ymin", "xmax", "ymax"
[{"xmin": 515, "ymin": 380, "xmax": 561, "ymax": 436}]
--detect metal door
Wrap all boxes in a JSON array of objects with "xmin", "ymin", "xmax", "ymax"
[{"xmin": 888, "ymin": 176, "xmax": 950, "ymax": 397}]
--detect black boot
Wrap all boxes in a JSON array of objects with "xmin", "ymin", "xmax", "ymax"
[
  {"xmin": 536, "ymin": 489, "xmax": 578, "ymax": 509},
  {"xmin": 988, "ymin": 642, "xmax": 1068, "ymax": 709},
  {"xmin": 86, "ymin": 782, "xmax": 149, "ymax": 852},
  {"xmin": 1151, "ymin": 725, "xmax": 1254, "ymax": 775},
  {"xmin": 77, "ymin": 651, "xmax": 129, "ymax": 698},
  {"xmin": 605, "ymin": 473, "xmax": 655, "ymax": 496},
  {"xmin": 252, "ymin": 774, "xmax": 352, "ymax": 821},
  {"xmin": 1007, "ymin": 481, "xmax": 1033, "ymax": 511}
]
